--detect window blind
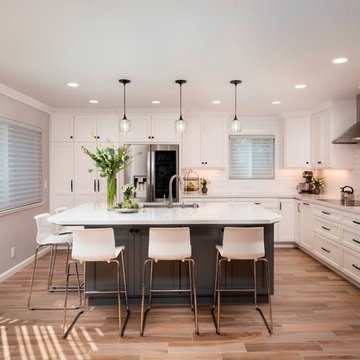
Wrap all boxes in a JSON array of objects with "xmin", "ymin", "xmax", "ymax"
[
  {"xmin": 229, "ymin": 135, "xmax": 275, "ymax": 179},
  {"xmin": 0, "ymin": 117, "xmax": 42, "ymax": 212}
]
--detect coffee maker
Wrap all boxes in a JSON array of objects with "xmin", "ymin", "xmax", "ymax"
[{"xmin": 297, "ymin": 171, "xmax": 314, "ymax": 193}]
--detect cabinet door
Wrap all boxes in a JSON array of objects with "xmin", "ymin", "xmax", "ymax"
[
  {"xmin": 277, "ymin": 199, "xmax": 294, "ymax": 243},
  {"xmin": 151, "ymin": 115, "xmax": 180, "ymax": 143},
  {"xmin": 204, "ymin": 120, "xmax": 225, "ymax": 168},
  {"xmin": 301, "ymin": 202, "xmax": 314, "ymax": 251},
  {"xmin": 311, "ymin": 111, "xmax": 331, "ymax": 168},
  {"xmin": 51, "ymin": 115, "xmax": 73, "ymax": 142},
  {"xmin": 123, "ymin": 115, "xmax": 151, "ymax": 143},
  {"xmin": 74, "ymin": 143, "xmax": 97, "ymax": 205},
  {"xmin": 284, "ymin": 117, "xmax": 310, "ymax": 168},
  {"xmin": 50, "ymin": 143, "xmax": 74, "ymax": 211},
  {"xmin": 182, "ymin": 120, "xmax": 203, "ymax": 168},
  {"xmin": 74, "ymin": 115, "xmax": 97, "ymax": 142},
  {"xmin": 97, "ymin": 115, "xmax": 119, "ymax": 142},
  {"xmin": 294, "ymin": 200, "xmax": 302, "ymax": 244}
]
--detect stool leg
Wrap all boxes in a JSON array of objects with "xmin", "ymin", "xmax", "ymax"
[
  {"xmin": 148, "ymin": 259, "xmax": 154, "ymax": 310},
  {"xmin": 188, "ymin": 260, "xmax": 194, "ymax": 310},
  {"xmin": 140, "ymin": 259, "xmax": 151, "ymax": 336},
  {"xmin": 212, "ymin": 250, "xmax": 220, "ymax": 310},
  {"xmin": 189, "ymin": 259, "xmax": 199, "ymax": 335},
  {"xmin": 115, "ymin": 260, "xmax": 123, "ymax": 336},
  {"xmin": 120, "ymin": 250, "xmax": 130, "ymax": 311},
  {"xmin": 253, "ymin": 260, "xmax": 257, "ymax": 306},
  {"xmin": 216, "ymin": 258, "xmax": 225, "ymax": 334},
  {"xmin": 47, "ymin": 245, "xmax": 54, "ymax": 291},
  {"xmin": 28, "ymin": 245, "xmax": 44, "ymax": 309}
]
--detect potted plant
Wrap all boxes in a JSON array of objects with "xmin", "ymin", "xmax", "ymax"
[
  {"xmin": 311, "ymin": 176, "xmax": 325, "ymax": 194},
  {"xmin": 200, "ymin": 178, "xmax": 211, "ymax": 194},
  {"xmin": 82, "ymin": 134, "xmax": 133, "ymax": 210}
]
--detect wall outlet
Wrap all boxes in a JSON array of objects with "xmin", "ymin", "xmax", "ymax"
[{"xmin": 10, "ymin": 247, "xmax": 15, "ymax": 259}]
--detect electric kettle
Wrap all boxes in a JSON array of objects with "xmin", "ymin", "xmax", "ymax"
[{"xmin": 340, "ymin": 186, "xmax": 354, "ymax": 205}]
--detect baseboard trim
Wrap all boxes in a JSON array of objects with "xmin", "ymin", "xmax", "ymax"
[{"xmin": 0, "ymin": 247, "xmax": 50, "ymax": 283}]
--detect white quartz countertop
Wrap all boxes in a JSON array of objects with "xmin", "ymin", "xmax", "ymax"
[{"xmin": 49, "ymin": 202, "xmax": 282, "ymax": 226}]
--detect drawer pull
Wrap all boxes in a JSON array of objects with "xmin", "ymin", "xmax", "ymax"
[
  {"xmin": 321, "ymin": 211, "xmax": 331, "ymax": 215},
  {"xmin": 352, "ymin": 220, "xmax": 360, "ymax": 225},
  {"xmin": 254, "ymin": 202, "xmax": 261, "ymax": 205},
  {"xmin": 303, "ymin": 202, "xmax": 310, "ymax": 206},
  {"xmin": 352, "ymin": 264, "xmax": 360, "ymax": 271},
  {"xmin": 352, "ymin": 238, "xmax": 360, "ymax": 245},
  {"xmin": 321, "ymin": 247, "xmax": 330, "ymax": 253},
  {"xmin": 321, "ymin": 226, "xmax": 330, "ymax": 231}
]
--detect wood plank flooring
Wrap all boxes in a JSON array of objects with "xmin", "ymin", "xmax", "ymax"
[{"xmin": 1, "ymin": 248, "xmax": 360, "ymax": 359}]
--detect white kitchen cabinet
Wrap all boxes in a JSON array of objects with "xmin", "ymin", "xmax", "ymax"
[
  {"xmin": 74, "ymin": 115, "xmax": 97, "ymax": 142},
  {"xmin": 51, "ymin": 115, "xmax": 74, "ymax": 142},
  {"xmin": 301, "ymin": 201, "xmax": 314, "ymax": 251},
  {"xmin": 277, "ymin": 199, "xmax": 294, "ymax": 243},
  {"xmin": 123, "ymin": 115, "xmax": 180, "ymax": 143},
  {"xmin": 283, "ymin": 116, "xmax": 311, "ymax": 168},
  {"xmin": 50, "ymin": 142, "xmax": 74, "ymax": 212},
  {"xmin": 182, "ymin": 118, "xmax": 225, "ymax": 168},
  {"xmin": 311, "ymin": 100, "xmax": 355, "ymax": 169},
  {"xmin": 294, "ymin": 200, "xmax": 302, "ymax": 244},
  {"xmin": 97, "ymin": 115, "xmax": 120, "ymax": 141}
]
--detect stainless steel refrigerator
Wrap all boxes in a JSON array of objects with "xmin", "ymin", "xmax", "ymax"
[{"xmin": 124, "ymin": 144, "xmax": 179, "ymax": 202}]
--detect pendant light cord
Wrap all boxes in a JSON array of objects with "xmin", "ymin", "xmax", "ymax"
[
  {"xmin": 123, "ymin": 83, "xmax": 127, "ymax": 120},
  {"xmin": 179, "ymin": 82, "xmax": 183, "ymax": 120},
  {"xmin": 234, "ymin": 82, "xmax": 238, "ymax": 121}
]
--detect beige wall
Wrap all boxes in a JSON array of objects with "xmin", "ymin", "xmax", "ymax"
[{"xmin": 0, "ymin": 93, "xmax": 49, "ymax": 276}]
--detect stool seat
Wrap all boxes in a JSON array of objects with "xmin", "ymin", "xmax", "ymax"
[
  {"xmin": 73, "ymin": 245, "xmax": 125, "ymax": 262},
  {"xmin": 42, "ymin": 233, "xmax": 73, "ymax": 245},
  {"xmin": 215, "ymin": 245, "xmax": 264, "ymax": 260}
]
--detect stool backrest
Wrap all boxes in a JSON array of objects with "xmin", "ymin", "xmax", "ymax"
[
  {"xmin": 34, "ymin": 213, "xmax": 56, "ymax": 244},
  {"xmin": 222, "ymin": 227, "xmax": 264, "ymax": 259},
  {"xmin": 72, "ymin": 228, "xmax": 116, "ymax": 262},
  {"xmin": 148, "ymin": 227, "xmax": 191, "ymax": 260}
]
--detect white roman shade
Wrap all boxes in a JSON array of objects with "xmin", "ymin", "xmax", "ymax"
[
  {"xmin": 0, "ymin": 116, "xmax": 42, "ymax": 212},
  {"xmin": 229, "ymin": 135, "xmax": 275, "ymax": 179}
]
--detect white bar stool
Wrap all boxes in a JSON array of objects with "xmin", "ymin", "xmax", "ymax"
[
  {"xmin": 211, "ymin": 227, "xmax": 273, "ymax": 334},
  {"xmin": 140, "ymin": 227, "xmax": 199, "ymax": 336},
  {"xmin": 63, "ymin": 228, "xmax": 130, "ymax": 338},
  {"xmin": 28, "ymin": 213, "xmax": 81, "ymax": 310}
]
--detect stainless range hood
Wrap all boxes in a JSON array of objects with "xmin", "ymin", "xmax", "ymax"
[{"xmin": 332, "ymin": 94, "xmax": 360, "ymax": 144}]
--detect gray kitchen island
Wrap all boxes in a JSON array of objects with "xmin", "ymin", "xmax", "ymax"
[{"xmin": 49, "ymin": 202, "xmax": 281, "ymax": 304}]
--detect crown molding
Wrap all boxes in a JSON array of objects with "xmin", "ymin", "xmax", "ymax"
[{"xmin": 0, "ymin": 83, "xmax": 50, "ymax": 113}]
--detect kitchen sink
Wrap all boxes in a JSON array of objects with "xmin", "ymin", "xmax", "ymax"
[{"xmin": 143, "ymin": 202, "xmax": 199, "ymax": 208}]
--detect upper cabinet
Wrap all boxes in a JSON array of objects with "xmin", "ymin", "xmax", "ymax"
[
  {"xmin": 283, "ymin": 115, "xmax": 311, "ymax": 168},
  {"xmin": 51, "ymin": 114, "xmax": 119, "ymax": 143},
  {"xmin": 122, "ymin": 115, "xmax": 180, "ymax": 143},
  {"xmin": 282, "ymin": 100, "xmax": 355, "ymax": 169},
  {"xmin": 182, "ymin": 117, "xmax": 225, "ymax": 169}
]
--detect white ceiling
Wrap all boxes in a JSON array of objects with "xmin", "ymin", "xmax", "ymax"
[{"xmin": 1, "ymin": 0, "xmax": 360, "ymax": 114}]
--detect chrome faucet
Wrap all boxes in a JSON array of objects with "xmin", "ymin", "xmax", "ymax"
[{"xmin": 168, "ymin": 174, "xmax": 183, "ymax": 208}]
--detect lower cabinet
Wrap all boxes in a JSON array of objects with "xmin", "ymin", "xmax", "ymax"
[
  {"xmin": 278, "ymin": 199, "xmax": 294, "ymax": 243},
  {"xmin": 294, "ymin": 200, "xmax": 302, "ymax": 244},
  {"xmin": 314, "ymin": 233, "xmax": 341, "ymax": 269},
  {"xmin": 342, "ymin": 247, "xmax": 360, "ymax": 283},
  {"xmin": 301, "ymin": 201, "xmax": 314, "ymax": 251}
]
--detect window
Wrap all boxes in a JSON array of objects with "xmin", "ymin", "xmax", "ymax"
[
  {"xmin": 0, "ymin": 116, "xmax": 42, "ymax": 212},
  {"xmin": 229, "ymin": 135, "xmax": 275, "ymax": 179}
]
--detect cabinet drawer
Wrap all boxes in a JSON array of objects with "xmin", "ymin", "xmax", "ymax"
[
  {"xmin": 314, "ymin": 235, "xmax": 341, "ymax": 268},
  {"xmin": 343, "ymin": 226, "xmax": 360, "ymax": 253},
  {"xmin": 343, "ymin": 212, "xmax": 360, "ymax": 231},
  {"xmin": 314, "ymin": 216, "xmax": 341, "ymax": 243},
  {"xmin": 231, "ymin": 198, "xmax": 278, "ymax": 210},
  {"xmin": 313, "ymin": 206, "xmax": 341, "ymax": 222},
  {"xmin": 343, "ymin": 248, "xmax": 360, "ymax": 283}
]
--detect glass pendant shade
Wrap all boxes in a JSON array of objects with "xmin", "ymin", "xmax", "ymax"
[
  {"xmin": 231, "ymin": 117, "xmax": 241, "ymax": 133},
  {"xmin": 175, "ymin": 80, "xmax": 187, "ymax": 133},
  {"xmin": 120, "ymin": 117, "xmax": 131, "ymax": 132},
  {"xmin": 119, "ymin": 79, "xmax": 131, "ymax": 133}
]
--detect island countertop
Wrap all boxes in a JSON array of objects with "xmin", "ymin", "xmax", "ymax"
[{"xmin": 48, "ymin": 202, "xmax": 281, "ymax": 226}]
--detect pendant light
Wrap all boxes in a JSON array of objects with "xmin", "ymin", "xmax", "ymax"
[
  {"xmin": 119, "ymin": 79, "xmax": 131, "ymax": 132},
  {"xmin": 175, "ymin": 79, "xmax": 187, "ymax": 133},
  {"xmin": 230, "ymin": 80, "xmax": 242, "ymax": 133}
]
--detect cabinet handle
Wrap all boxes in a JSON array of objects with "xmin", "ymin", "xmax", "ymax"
[
  {"xmin": 97, "ymin": 179, "xmax": 100, "ymax": 192},
  {"xmin": 279, "ymin": 201, "xmax": 282, "ymax": 211},
  {"xmin": 93, "ymin": 180, "xmax": 96, "ymax": 192},
  {"xmin": 152, "ymin": 136, "xmax": 154, "ymax": 139},
  {"xmin": 306, "ymin": 161, "xmax": 309, "ymax": 164},
  {"xmin": 70, "ymin": 135, "xmax": 73, "ymax": 139},
  {"xmin": 352, "ymin": 264, "xmax": 360, "ymax": 271},
  {"xmin": 352, "ymin": 238, "xmax": 360, "ymax": 245},
  {"xmin": 353, "ymin": 220, "xmax": 360, "ymax": 225},
  {"xmin": 129, "ymin": 229, "xmax": 134, "ymax": 233},
  {"xmin": 303, "ymin": 202, "xmax": 310, "ymax": 206},
  {"xmin": 321, "ymin": 211, "xmax": 331, "ymax": 215},
  {"xmin": 148, "ymin": 136, "xmax": 151, "ymax": 139},
  {"xmin": 70, "ymin": 179, "xmax": 73, "ymax": 192},
  {"xmin": 254, "ymin": 202, "xmax": 261, "ymax": 205},
  {"xmin": 321, "ymin": 226, "xmax": 330, "ymax": 231},
  {"xmin": 201, "ymin": 162, "xmax": 204, "ymax": 164},
  {"xmin": 205, "ymin": 161, "xmax": 208, "ymax": 164},
  {"xmin": 97, "ymin": 136, "xmax": 100, "ymax": 139},
  {"xmin": 317, "ymin": 161, "xmax": 322, "ymax": 164},
  {"xmin": 134, "ymin": 229, "xmax": 139, "ymax": 234},
  {"xmin": 321, "ymin": 247, "xmax": 330, "ymax": 253},
  {"xmin": 297, "ymin": 203, "xmax": 300, "ymax": 212}
]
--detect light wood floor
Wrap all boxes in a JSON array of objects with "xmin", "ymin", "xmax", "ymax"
[{"xmin": 1, "ymin": 248, "xmax": 360, "ymax": 360}]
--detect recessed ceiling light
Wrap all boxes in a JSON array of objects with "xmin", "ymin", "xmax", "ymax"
[
  {"xmin": 212, "ymin": 100, "xmax": 221, "ymax": 104},
  {"xmin": 66, "ymin": 82, "xmax": 79, "ymax": 87},
  {"xmin": 272, "ymin": 101, "xmax": 281, "ymax": 105},
  {"xmin": 332, "ymin": 57, "xmax": 348, "ymax": 64},
  {"xmin": 294, "ymin": 84, "xmax": 307, "ymax": 89},
  {"xmin": 152, "ymin": 100, "xmax": 160, "ymax": 104},
  {"xmin": 89, "ymin": 99, "xmax": 99, "ymax": 104}
]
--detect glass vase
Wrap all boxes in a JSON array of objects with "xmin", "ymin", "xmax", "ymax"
[{"xmin": 107, "ymin": 176, "xmax": 117, "ymax": 211}]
